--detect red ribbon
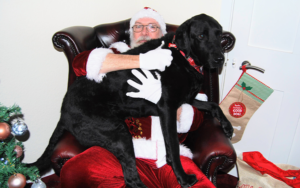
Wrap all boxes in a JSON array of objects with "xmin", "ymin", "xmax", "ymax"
[
  {"xmin": 242, "ymin": 65, "xmax": 247, "ymax": 73},
  {"xmin": 168, "ymin": 41, "xmax": 202, "ymax": 74}
]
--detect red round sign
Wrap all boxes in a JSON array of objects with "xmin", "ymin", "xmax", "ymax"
[{"xmin": 229, "ymin": 102, "xmax": 246, "ymax": 118}]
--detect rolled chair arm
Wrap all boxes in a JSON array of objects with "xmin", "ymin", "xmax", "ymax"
[
  {"xmin": 51, "ymin": 131, "xmax": 87, "ymax": 176},
  {"xmin": 52, "ymin": 26, "xmax": 99, "ymax": 54},
  {"xmin": 184, "ymin": 115, "xmax": 236, "ymax": 186},
  {"xmin": 52, "ymin": 26, "xmax": 100, "ymax": 87}
]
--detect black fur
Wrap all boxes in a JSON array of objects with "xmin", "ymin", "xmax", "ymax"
[{"xmin": 28, "ymin": 14, "xmax": 233, "ymax": 188}]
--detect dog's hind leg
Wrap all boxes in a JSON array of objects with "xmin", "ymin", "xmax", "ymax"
[
  {"xmin": 76, "ymin": 120, "xmax": 147, "ymax": 188},
  {"xmin": 109, "ymin": 136, "xmax": 147, "ymax": 188},
  {"xmin": 158, "ymin": 106, "xmax": 198, "ymax": 187},
  {"xmin": 26, "ymin": 119, "xmax": 66, "ymax": 174}
]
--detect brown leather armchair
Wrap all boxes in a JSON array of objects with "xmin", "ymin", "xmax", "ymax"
[{"xmin": 51, "ymin": 18, "xmax": 236, "ymax": 187}]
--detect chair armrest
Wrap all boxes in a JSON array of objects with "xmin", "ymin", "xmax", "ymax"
[
  {"xmin": 52, "ymin": 26, "xmax": 99, "ymax": 55},
  {"xmin": 51, "ymin": 131, "xmax": 87, "ymax": 176},
  {"xmin": 184, "ymin": 115, "xmax": 236, "ymax": 186},
  {"xmin": 52, "ymin": 26, "xmax": 99, "ymax": 87}
]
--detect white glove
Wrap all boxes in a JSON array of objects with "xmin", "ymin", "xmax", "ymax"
[
  {"xmin": 139, "ymin": 41, "xmax": 173, "ymax": 71},
  {"xmin": 126, "ymin": 69, "xmax": 162, "ymax": 104}
]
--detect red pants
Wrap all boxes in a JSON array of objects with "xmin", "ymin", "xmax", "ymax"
[{"xmin": 60, "ymin": 146, "xmax": 215, "ymax": 188}]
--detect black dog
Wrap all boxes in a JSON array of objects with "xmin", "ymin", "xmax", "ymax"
[{"xmin": 29, "ymin": 14, "xmax": 233, "ymax": 188}]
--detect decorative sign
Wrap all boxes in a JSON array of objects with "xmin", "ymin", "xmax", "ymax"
[{"xmin": 229, "ymin": 102, "xmax": 246, "ymax": 118}]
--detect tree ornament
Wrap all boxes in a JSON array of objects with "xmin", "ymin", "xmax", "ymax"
[
  {"xmin": 14, "ymin": 145, "xmax": 23, "ymax": 158},
  {"xmin": 1, "ymin": 157, "xmax": 8, "ymax": 165},
  {"xmin": 31, "ymin": 178, "xmax": 46, "ymax": 188},
  {"xmin": 7, "ymin": 173, "xmax": 26, "ymax": 188},
  {"xmin": 0, "ymin": 122, "xmax": 11, "ymax": 140},
  {"xmin": 11, "ymin": 121, "xmax": 28, "ymax": 136}
]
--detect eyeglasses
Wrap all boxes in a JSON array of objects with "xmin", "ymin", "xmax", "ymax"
[{"xmin": 132, "ymin": 24, "xmax": 160, "ymax": 33}]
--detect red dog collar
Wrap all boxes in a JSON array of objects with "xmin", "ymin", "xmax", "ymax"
[{"xmin": 168, "ymin": 36, "xmax": 202, "ymax": 74}]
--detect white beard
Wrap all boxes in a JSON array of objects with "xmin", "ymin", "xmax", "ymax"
[{"xmin": 130, "ymin": 35, "xmax": 152, "ymax": 48}]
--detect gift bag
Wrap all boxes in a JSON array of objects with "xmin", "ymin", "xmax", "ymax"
[
  {"xmin": 220, "ymin": 66, "xmax": 274, "ymax": 143},
  {"xmin": 237, "ymin": 151, "xmax": 300, "ymax": 188}
]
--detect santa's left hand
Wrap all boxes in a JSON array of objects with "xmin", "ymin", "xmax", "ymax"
[{"xmin": 126, "ymin": 69, "xmax": 162, "ymax": 104}]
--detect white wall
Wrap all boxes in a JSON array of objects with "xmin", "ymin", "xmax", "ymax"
[{"xmin": 0, "ymin": 0, "xmax": 222, "ymax": 166}]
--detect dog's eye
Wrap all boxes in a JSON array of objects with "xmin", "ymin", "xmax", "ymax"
[{"xmin": 199, "ymin": 35, "xmax": 204, "ymax": 39}]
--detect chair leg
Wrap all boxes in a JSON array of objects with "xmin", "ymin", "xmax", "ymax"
[{"xmin": 203, "ymin": 156, "xmax": 227, "ymax": 187}]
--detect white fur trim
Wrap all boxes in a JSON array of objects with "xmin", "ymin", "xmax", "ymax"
[
  {"xmin": 195, "ymin": 93, "xmax": 208, "ymax": 101},
  {"xmin": 179, "ymin": 144, "xmax": 193, "ymax": 159},
  {"xmin": 109, "ymin": 42, "xmax": 130, "ymax": 53},
  {"xmin": 130, "ymin": 8, "xmax": 167, "ymax": 37},
  {"xmin": 132, "ymin": 138, "xmax": 193, "ymax": 168},
  {"xmin": 142, "ymin": 116, "xmax": 193, "ymax": 168},
  {"xmin": 151, "ymin": 116, "xmax": 164, "ymax": 142},
  {"xmin": 156, "ymin": 141, "xmax": 167, "ymax": 168},
  {"xmin": 177, "ymin": 104, "xmax": 194, "ymax": 133},
  {"xmin": 86, "ymin": 48, "xmax": 113, "ymax": 83},
  {"xmin": 155, "ymin": 145, "xmax": 193, "ymax": 168},
  {"xmin": 133, "ymin": 138, "xmax": 157, "ymax": 160}
]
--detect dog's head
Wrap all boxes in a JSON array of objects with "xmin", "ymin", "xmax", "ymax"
[{"xmin": 175, "ymin": 14, "xmax": 224, "ymax": 69}]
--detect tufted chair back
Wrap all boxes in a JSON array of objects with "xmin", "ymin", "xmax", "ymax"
[{"xmin": 52, "ymin": 18, "xmax": 235, "ymax": 103}]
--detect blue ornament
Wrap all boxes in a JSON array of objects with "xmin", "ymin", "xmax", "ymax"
[
  {"xmin": 1, "ymin": 158, "xmax": 8, "ymax": 165},
  {"xmin": 12, "ymin": 121, "xmax": 28, "ymax": 136}
]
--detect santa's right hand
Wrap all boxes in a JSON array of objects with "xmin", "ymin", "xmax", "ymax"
[
  {"xmin": 126, "ymin": 69, "xmax": 162, "ymax": 104},
  {"xmin": 139, "ymin": 41, "xmax": 173, "ymax": 71}
]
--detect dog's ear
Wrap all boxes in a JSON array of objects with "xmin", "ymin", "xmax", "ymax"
[{"xmin": 175, "ymin": 19, "xmax": 192, "ymax": 57}]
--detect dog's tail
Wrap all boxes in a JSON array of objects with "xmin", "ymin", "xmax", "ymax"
[{"xmin": 26, "ymin": 120, "xmax": 65, "ymax": 175}]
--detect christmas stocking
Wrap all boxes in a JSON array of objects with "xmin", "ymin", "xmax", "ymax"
[{"xmin": 220, "ymin": 66, "xmax": 274, "ymax": 144}]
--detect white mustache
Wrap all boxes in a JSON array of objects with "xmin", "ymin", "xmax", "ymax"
[{"xmin": 136, "ymin": 36, "xmax": 152, "ymax": 43}]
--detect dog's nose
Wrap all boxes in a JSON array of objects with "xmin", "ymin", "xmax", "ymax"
[{"xmin": 214, "ymin": 56, "xmax": 224, "ymax": 64}]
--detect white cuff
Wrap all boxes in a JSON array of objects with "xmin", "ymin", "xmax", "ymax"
[
  {"xmin": 177, "ymin": 104, "xmax": 194, "ymax": 133},
  {"xmin": 109, "ymin": 42, "xmax": 130, "ymax": 53},
  {"xmin": 195, "ymin": 93, "xmax": 208, "ymax": 101},
  {"xmin": 86, "ymin": 48, "xmax": 113, "ymax": 83}
]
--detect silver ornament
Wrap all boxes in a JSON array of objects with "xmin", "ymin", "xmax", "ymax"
[
  {"xmin": 31, "ymin": 178, "xmax": 46, "ymax": 188},
  {"xmin": 12, "ymin": 121, "xmax": 28, "ymax": 136}
]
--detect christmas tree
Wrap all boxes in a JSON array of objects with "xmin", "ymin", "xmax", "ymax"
[{"xmin": 0, "ymin": 103, "xmax": 45, "ymax": 188}]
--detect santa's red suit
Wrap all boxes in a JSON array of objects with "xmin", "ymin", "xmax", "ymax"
[{"xmin": 59, "ymin": 42, "xmax": 215, "ymax": 188}]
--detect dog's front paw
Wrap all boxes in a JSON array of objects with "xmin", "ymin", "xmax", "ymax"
[{"xmin": 178, "ymin": 174, "xmax": 198, "ymax": 188}]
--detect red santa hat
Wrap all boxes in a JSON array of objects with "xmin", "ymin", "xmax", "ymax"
[{"xmin": 130, "ymin": 7, "xmax": 167, "ymax": 35}]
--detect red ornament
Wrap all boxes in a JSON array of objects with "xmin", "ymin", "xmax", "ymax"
[
  {"xmin": 14, "ymin": 145, "xmax": 23, "ymax": 158},
  {"xmin": 7, "ymin": 173, "xmax": 26, "ymax": 188},
  {"xmin": 0, "ymin": 122, "xmax": 11, "ymax": 140},
  {"xmin": 229, "ymin": 102, "xmax": 246, "ymax": 118}
]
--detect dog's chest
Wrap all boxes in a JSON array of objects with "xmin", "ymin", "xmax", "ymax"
[{"xmin": 159, "ymin": 50, "xmax": 204, "ymax": 102}]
